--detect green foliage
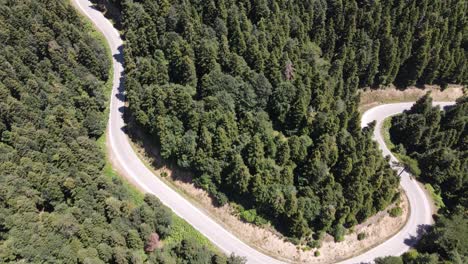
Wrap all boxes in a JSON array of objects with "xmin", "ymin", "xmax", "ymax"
[
  {"xmin": 239, "ymin": 209, "xmax": 257, "ymax": 224},
  {"xmin": 417, "ymin": 209, "xmax": 468, "ymax": 263},
  {"xmin": 400, "ymin": 250, "xmax": 439, "ymax": 264},
  {"xmin": 375, "ymin": 256, "xmax": 404, "ymax": 264},
  {"xmin": 385, "ymin": 209, "xmax": 467, "ymax": 264},
  {"xmin": 382, "ymin": 117, "xmax": 421, "ymax": 177},
  {"xmin": 227, "ymin": 253, "xmax": 248, "ymax": 264},
  {"xmin": 0, "ymin": 1, "xmax": 243, "ymax": 263},
  {"xmin": 307, "ymin": 239, "xmax": 321, "ymax": 249},
  {"xmin": 120, "ymin": 0, "xmax": 413, "ymax": 239},
  {"xmin": 388, "ymin": 207, "xmax": 403, "ymax": 218},
  {"xmin": 398, "ymin": 156, "xmax": 422, "ymax": 177},
  {"xmin": 424, "ymin": 184, "xmax": 445, "ymax": 210},
  {"xmin": 314, "ymin": 250, "xmax": 320, "ymax": 257},
  {"xmin": 390, "ymin": 95, "xmax": 467, "ymax": 210},
  {"xmin": 163, "ymin": 215, "xmax": 219, "ymax": 254},
  {"xmin": 127, "ymin": 229, "xmax": 144, "ymax": 249},
  {"xmin": 382, "ymin": 117, "xmax": 398, "ymax": 152},
  {"xmin": 172, "ymin": 238, "xmax": 218, "ymax": 264},
  {"xmin": 333, "ymin": 224, "xmax": 346, "ymax": 242},
  {"xmin": 383, "ymin": 95, "xmax": 467, "ymax": 263}
]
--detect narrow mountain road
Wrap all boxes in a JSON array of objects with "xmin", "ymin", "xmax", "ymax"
[{"xmin": 72, "ymin": 0, "xmax": 454, "ymax": 263}]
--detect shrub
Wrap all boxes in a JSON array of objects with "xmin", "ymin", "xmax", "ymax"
[
  {"xmin": 402, "ymin": 249, "xmax": 419, "ymax": 262},
  {"xmin": 392, "ymin": 192, "xmax": 401, "ymax": 203},
  {"xmin": 127, "ymin": 229, "xmax": 143, "ymax": 249},
  {"xmin": 388, "ymin": 207, "xmax": 403, "ymax": 217},
  {"xmin": 400, "ymin": 155, "xmax": 421, "ymax": 176},
  {"xmin": 214, "ymin": 192, "xmax": 228, "ymax": 207},
  {"xmin": 394, "ymin": 144, "xmax": 406, "ymax": 155},
  {"xmin": 314, "ymin": 250, "xmax": 320, "ymax": 257},
  {"xmin": 160, "ymin": 171, "xmax": 168, "ymax": 177},
  {"xmin": 230, "ymin": 202, "xmax": 244, "ymax": 215},
  {"xmin": 333, "ymin": 224, "xmax": 346, "ymax": 242},
  {"xmin": 307, "ymin": 239, "xmax": 321, "ymax": 248},
  {"xmin": 286, "ymin": 237, "xmax": 300, "ymax": 245},
  {"xmin": 425, "ymin": 184, "xmax": 445, "ymax": 209},
  {"xmin": 313, "ymin": 230, "xmax": 325, "ymax": 240},
  {"xmin": 240, "ymin": 209, "xmax": 257, "ymax": 223},
  {"xmin": 375, "ymin": 256, "xmax": 403, "ymax": 264},
  {"xmin": 254, "ymin": 215, "xmax": 269, "ymax": 226},
  {"xmin": 357, "ymin": 232, "xmax": 366, "ymax": 241}
]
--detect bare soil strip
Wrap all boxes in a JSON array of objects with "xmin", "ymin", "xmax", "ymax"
[{"xmin": 359, "ymin": 84, "xmax": 465, "ymax": 112}]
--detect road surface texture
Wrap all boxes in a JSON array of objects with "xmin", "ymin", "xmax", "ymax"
[{"xmin": 72, "ymin": 1, "xmax": 455, "ymax": 263}]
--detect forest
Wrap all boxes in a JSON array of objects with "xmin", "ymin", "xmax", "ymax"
[
  {"xmin": 112, "ymin": 0, "xmax": 467, "ymax": 242},
  {"xmin": 376, "ymin": 95, "xmax": 467, "ymax": 264},
  {"xmin": 0, "ymin": 1, "xmax": 244, "ymax": 263},
  {"xmin": 390, "ymin": 95, "xmax": 467, "ymax": 210}
]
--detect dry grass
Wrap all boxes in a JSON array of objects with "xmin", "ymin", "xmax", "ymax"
[
  {"xmin": 126, "ymin": 125, "xmax": 410, "ymax": 264},
  {"xmin": 359, "ymin": 84, "xmax": 465, "ymax": 112}
]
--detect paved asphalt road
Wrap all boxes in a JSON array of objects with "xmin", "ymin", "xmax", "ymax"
[{"xmin": 72, "ymin": 1, "xmax": 455, "ymax": 263}]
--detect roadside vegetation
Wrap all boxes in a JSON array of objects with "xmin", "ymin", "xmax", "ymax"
[
  {"xmin": 377, "ymin": 94, "xmax": 467, "ymax": 264},
  {"xmin": 0, "ymin": 1, "xmax": 245, "ymax": 263}
]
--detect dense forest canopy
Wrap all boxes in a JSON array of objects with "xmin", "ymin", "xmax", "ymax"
[
  {"xmin": 377, "ymin": 95, "xmax": 467, "ymax": 264},
  {"xmin": 0, "ymin": 1, "xmax": 244, "ymax": 263},
  {"xmin": 117, "ymin": 0, "xmax": 467, "ymax": 241},
  {"xmin": 113, "ymin": 0, "xmax": 468, "ymax": 87},
  {"xmin": 106, "ymin": 0, "xmax": 468, "ymax": 241}
]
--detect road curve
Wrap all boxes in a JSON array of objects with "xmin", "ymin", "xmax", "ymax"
[{"xmin": 72, "ymin": 1, "xmax": 455, "ymax": 263}]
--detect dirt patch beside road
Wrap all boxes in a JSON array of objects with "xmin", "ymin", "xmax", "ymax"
[{"xmin": 359, "ymin": 84, "xmax": 465, "ymax": 112}]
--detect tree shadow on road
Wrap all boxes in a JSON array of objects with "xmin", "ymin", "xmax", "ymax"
[{"xmin": 403, "ymin": 224, "xmax": 431, "ymax": 247}]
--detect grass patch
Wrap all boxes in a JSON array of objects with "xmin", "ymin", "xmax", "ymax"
[
  {"xmin": 382, "ymin": 118, "xmax": 396, "ymax": 151},
  {"xmin": 97, "ymin": 134, "xmax": 145, "ymax": 205},
  {"xmin": 388, "ymin": 207, "xmax": 403, "ymax": 218},
  {"xmin": 163, "ymin": 215, "xmax": 221, "ymax": 253},
  {"xmin": 424, "ymin": 184, "xmax": 445, "ymax": 209}
]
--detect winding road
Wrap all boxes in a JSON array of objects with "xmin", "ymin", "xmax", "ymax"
[{"xmin": 72, "ymin": 0, "xmax": 455, "ymax": 263}]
